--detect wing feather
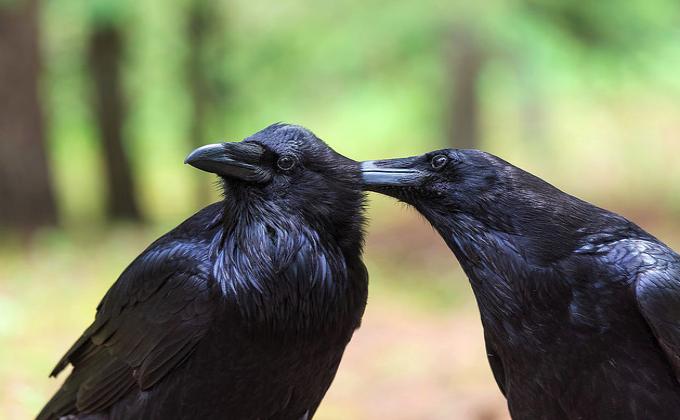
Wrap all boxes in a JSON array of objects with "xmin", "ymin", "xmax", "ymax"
[
  {"xmin": 37, "ymin": 242, "xmax": 217, "ymax": 420},
  {"xmin": 628, "ymin": 241, "xmax": 680, "ymax": 381}
]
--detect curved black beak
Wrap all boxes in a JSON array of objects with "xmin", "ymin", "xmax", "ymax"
[
  {"xmin": 360, "ymin": 158, "xmax": 426, "ymax": 191},
  {"xmin": 185, "ymin": 142, "xmax": 271, "ymax": 183}
]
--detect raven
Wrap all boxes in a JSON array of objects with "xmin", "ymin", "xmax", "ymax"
[
  {"xmin": 361, "ymin": 149, "xmax": 680, "ymax": 419},
  {"xmin": 38, "ymin": 124, "xmax": 368, "ymax": 420}
]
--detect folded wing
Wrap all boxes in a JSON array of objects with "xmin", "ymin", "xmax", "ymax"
[{"xmin": 38, "ymin": 242, "xmax": 217, "ymax": 419}]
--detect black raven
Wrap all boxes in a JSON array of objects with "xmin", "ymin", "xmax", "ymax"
[
  {"xmin": 361, "ymin": 149, "xmax": 680, "ymax": 419},
  {"xmin": 38, "ymin": 123, "xmax": 368, "ymax": 420}
]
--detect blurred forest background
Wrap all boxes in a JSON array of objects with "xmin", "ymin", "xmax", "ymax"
[{"xmin": 2, "ymin": 0, "xmax": 680, "ymax": 418}]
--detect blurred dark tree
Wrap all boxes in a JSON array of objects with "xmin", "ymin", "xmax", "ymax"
[
  {"xmin": 185, "ymin": 0, "xmax": 230, "ymax": 204},
  {"xmin": 0, "ymin": 0, "xmax": 58, "ymax": 229},
  {"xmin": 445, "ymin": 27, "xmax": 486, "ymax": 150},
  {"xmin": 87, "ymin": 20, "xmax": 142, "ymax": 221}
]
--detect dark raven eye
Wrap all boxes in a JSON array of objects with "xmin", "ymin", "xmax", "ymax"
[
  {"xmin": 276, "ymin": 155, "xmax": 296, "ymax": 171},
  {"xmin": 431, "ymin": 154, "xmax": 448, "ymax": 170}
]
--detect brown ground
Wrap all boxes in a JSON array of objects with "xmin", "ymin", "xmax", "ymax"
[
  {"xmin": 317, "ymin": 212, "xmax": 511, "ymax": 420},
  {"xmin": 317, "ymin": 302, "xmax": 510, "ymax": 420}
]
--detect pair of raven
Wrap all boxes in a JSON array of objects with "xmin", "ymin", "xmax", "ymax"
[{"xmin": 39, "ymin": 124, "xmax": 680, "ymax": 419}]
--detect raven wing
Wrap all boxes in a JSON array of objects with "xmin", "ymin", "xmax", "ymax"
[
  {"xmin": 630, "ymin": 240, "xmax": 680, "ymax": 382},
  {"xmin": 37, "ymin": 240, "xmax": 217, "ymax": 419}
]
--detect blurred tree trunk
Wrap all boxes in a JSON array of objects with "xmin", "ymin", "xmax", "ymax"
[
  {"xmin": 0, "ymin": 0, "xmax": 58, "ymax": 229},
  {"xmin": 515, "ymin": 56, "xmax": 547, "ymax": 145},
  {"xmin": 187, "ymin": 0, "xmax": 212, "ymax": 204},
  {"xmin": 185, "ymin": 0, "xmax": 229, "ymax": 205},
  {"xmin": 446, "ymin": 29, "xmax": 485, "ymax": 150},
  {"xmin": 88, "ymin": 23, "xmax": 141, "ymax": 221}
]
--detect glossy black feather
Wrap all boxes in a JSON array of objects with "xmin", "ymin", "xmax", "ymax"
[
  {"xmin": 38, "ymin": 124, "xmax": 368, "ymax": 420},
  {"xmin": 366, "ymin": 149, "xmax": 680, "ymax": 419}
]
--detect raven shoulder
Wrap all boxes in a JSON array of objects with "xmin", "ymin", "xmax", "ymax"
[{"xmin": 592, "ymin": 237, "xmax": 680, "ymax": 382}]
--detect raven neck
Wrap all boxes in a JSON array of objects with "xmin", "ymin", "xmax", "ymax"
[
  {"xmin": 210, "ymin": 199, "xmax": 366, "ymax": 341},
  {"xmin": 426, "ymin": 211, "xmax": 570, "ymax": 323}
]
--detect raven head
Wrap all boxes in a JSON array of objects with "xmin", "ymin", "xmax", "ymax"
[
  {"xmin": 361, "ymin": 149, "xmax": 604, "ymax": 264},
  {"xmin": 360, "ymin": 149, "xmax": 510, "ymax": 223},
  {"xmin": 186, "ymin": 123, "xmax": 365, "ymax": 248}
]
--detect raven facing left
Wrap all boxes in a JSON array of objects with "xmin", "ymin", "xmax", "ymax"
[
  {"xmin": 38, "ymin": 124, "xmax": 368, "ymax": 420},
  {"xmin": 362, "ymin": 149, "xmax": 680, "ymax": 419}
]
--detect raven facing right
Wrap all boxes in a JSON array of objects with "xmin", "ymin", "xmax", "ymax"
[
  {"xmin": 362, "ymin": 149, "xmax": 680, "ymax": 419},
  {"xmin": 38, "ymin": 124, "xmax": 368, "ymax": 420}
]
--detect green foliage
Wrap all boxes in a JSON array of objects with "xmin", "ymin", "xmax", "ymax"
[
  {"xmin": 524, "ymin": 0, "xmax": 680, "ymax": 52},
  {"xmin": 39, "ymin": 0, "xmax": 680, "ymax": 226}
]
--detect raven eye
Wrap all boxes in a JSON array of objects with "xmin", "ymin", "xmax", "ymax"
[
  {"xmin": 276, "ymin": 155, "xmax": 296, "ymax": 171},
  {"xmin": 431, "ymin": 154, "xmax": 448, "ymax": 170}
]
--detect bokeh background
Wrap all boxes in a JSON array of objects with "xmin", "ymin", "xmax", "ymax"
[{"xmin": 2, "ymin": 0, "xmax": 680, "ymax": 418}]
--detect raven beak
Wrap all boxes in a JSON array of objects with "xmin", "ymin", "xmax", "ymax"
[
  {"xmin": 360, "ymin": 159, "xmax": 426, "ymax": 191},
  {"xmin": 185, "ymin": 142, "xmax": 271, "ymax": 183}
]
